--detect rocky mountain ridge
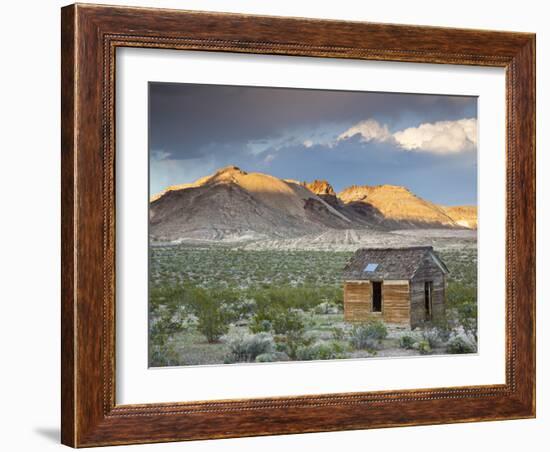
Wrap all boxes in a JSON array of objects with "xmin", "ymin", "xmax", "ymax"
[{"xmin": 150, "ymin": 166, "xmax": 477, "ymax": 244}]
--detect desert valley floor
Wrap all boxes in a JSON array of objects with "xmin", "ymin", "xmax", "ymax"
[{"xmin": 149, "ymin": 228, "xmax": 477, "ymax": 367}]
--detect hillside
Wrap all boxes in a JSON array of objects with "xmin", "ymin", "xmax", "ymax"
[
  {"xmin": 442, "ymin": 205, "xmax": 478, "ymax": 229},
  {"xmin": 150, "ymin": 166, "xmax": 476, "ymax": 244},
  {"xmin": 338, "ymin": 184, "xmax": 457, "ymax": 229}
]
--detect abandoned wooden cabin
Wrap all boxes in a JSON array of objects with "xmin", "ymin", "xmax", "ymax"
[{"xmin": 342, "ymin": 246, "xmax": 449, "ymax": 328}]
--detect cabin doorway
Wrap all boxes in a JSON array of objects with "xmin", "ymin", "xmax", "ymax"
[
  {"xmin": 372, "ymin": 281, "xmax": 382, "ymax": 312},
  {"xmin": 424, "ymin": 281, "xmax": 433, "ymax": 320}
]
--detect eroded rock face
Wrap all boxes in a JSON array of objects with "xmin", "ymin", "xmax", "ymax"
[
  {"xmin": 303, "ymin": 180, "xmax": 340, "ymax": 209},
  {"xmin": 441, "ymin": 206, "xmax": 478, "ymax": 229},
  {"xmin": 304, "ymin": 180, "xmax": 336, "ymax": 196},
  {"xmin": 338, "ymin": 184, "xmax": 458, "ymax": 228},
  {"xmin": 150, "ymin": 166, "xmax": 476, "ymax": 244}
]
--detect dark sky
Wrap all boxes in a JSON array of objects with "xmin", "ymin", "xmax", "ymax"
[{"xmin": 149, "ymin": 82, "xmax": 477, "ymax": 205}]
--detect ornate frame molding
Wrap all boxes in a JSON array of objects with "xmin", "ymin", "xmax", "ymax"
[{"xmin": 62, "ymin": 4, "xmax": 535, "ymax": 447}]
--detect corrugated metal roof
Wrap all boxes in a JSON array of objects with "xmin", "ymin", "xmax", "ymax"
[{"xmin": 342, "ymin": 246, "xmax": 448, "ymax": 280}]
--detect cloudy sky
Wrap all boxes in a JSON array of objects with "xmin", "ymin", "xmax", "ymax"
[{"xmin": 149, "ymin": 82, "xmax": 477, "ymax": 205}]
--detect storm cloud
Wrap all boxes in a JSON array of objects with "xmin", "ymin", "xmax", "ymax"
[{"xmin": 149, "ymin": 82, "xmax": 477, "ymax": 205}]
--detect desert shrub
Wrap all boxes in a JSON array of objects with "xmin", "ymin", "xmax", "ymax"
[
  {"xmin": 415, "ymin": 339, "xmax": 432, "ymax": 355},
  {"xmin": 431, "ymin": 315, "xmax": 453, "ymax": 342},
  {"xmin": 250, "ymin": 307, "xmax": 305, "ymax": 335},
  {"xmin": 274, "ymin": 341, "xmax": 289, "ymax": 354},
  {"xmin": 399, "ymin": 335, "xmax": 416, "ymax": 349},
  {"xmin": 446, "ymin": 281, "xmax": 477, "ymax": 305},
  {"xmin": 456, "ymin": 302, "xmax": 478, "ymax": 342},
  {"xmin": 184, "ymin": 286, "xmax": 229, "ymax": 343},
  {"xmin": 327, "ymin": 286, "xmax": 344, "ymax": 310},
  {"xmin": 349, "ymin": 321, "xmax": 388, "ymax": 350},
  {"xmin": 149, "ymin": 285, "xmax": 186, "ymax": 313},
  {"xmin": 295, "ymin": 341, "xmax": 347, "ymax": 361},
  {"xmin": 312, "ymin": 301, "xmax": 341, "ymax": 315},
  {"xmin": 149, "ymin": 285, "xmax": 188, "ymax": 344},
  {"xmin": 284, "ymin": 329, "xmax": 313, "ymax": 360},
  {"xmin": 149, "ymin": 336, "xmax": 181, "ymax": 367},
  {"xmin": 446, "ymin": 335, "xmax": 477, "ymax": 354},
  {"xmin": 250, "ymin": 318, "xmax": 272, "ymax": 333},
  {"xmin": 222, "ymin": 297, "xmax": 256, "ymax": 322},
  {"xmin": 446, "ymin": 281, "xmax": 478, "ymax": 341},
  {"xmin": 149, "ymin": 313, "xmax": 182, "ymax": 343},
  {"xmin": 255, "ymin": 351, "xmax": 289, "ymax": 363},
  {"xmin": 272, "ymin": 309, "xmax": 305, "ymax": 335},
  {"xmin": 422, "ymin": 328, "xmax": 443, "ymax": 348},
  {"xmin": 330, "ymin": 326, "xmax": 347, "ymax": 341},
  {"xmin": 223, "ymin": 332, "xmax": 275, "ymax": 363}
]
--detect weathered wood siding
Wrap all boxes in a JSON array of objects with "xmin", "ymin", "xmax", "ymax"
[
  {"xmin": 343, "ymin": 280, "xmax": 410, "ymax": 325},
  {"xmin": 410, "ymin": 254, "xmax": 446, "ymax": 328},
  {"xmin": 343, "ymin": 281, "xmax": 375, "ymax": 322},
  {"xmin": 410, "ymin": 281, "xmax": 426, "ymax": 328},
  {"xmin": 381, "ymin": 280, "xmax": 410, "ymax": 325}
]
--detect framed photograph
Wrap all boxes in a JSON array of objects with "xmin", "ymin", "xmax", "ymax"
[{"xmin": 61, "ymin": 3, "xmax": 536, "ymax": 447}]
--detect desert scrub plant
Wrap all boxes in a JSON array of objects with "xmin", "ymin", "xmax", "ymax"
[
  {"xmin": 249, "ymin": 307, "xmax": 306, "ymax": 335},
  {"xmin": 250, "ymin": 318, "xmax": 272, "ymax": 333},
  {"xmin": 446, "ymin": 335, "xmax": 477, "ymax": 354},
  {"xmin": 184, "ymin": 286, "xmax": 230, "ymax": 343},
  {"xmin": 295, "ymin": 341, "xmax": 347, "ymax": 361},
  {"xmin": 272, "ymin": 308, "xmax": 306, "ymax": 335},
  {"xmin": 330, "ymin": 326, "xmax": 347, "ymax": 341},
  {"xmin": 399, "ymin": 335, "xmax": 416, "ymax": 349},
  {"xmin": 149, "ymin": 336, "xmax": 181, "ymax": 367},
  {"xmin": 422, "ymin": 328, "xmax": 443, "ymax": 348},
  {"xmin": 312, "ymin": 301, "xmax": 340, "ymax": 315},
  {"xmin": 284, "ymin": 329, "xmax": 313, "ymax": 360},
  {"xmin": 255, "ymin": 351, "xmax": 289, "ymax": 363},
  {"xmin": 456, "ymin": 301, "xmax": 478, "ymax": 342},
  {"xmin": 348, "ymin": 320, "xmax": 388, "ymax": 350},
  {"xmin": 222, "ymin": 297, "xmax": 256, "ymax": 323},
  {"xmin": 415, "ymin": 339, "xmax": 432, "ymax": 355},
  {"xmin": 223, "ymin": 332, "xmax": 275, "ymax": 363}
]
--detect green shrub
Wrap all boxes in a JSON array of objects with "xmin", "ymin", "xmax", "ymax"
[
  {"xmin": 431, "ymin": 316, "xmax": 452, "ymax": 342},
  {"xmin": 349, "ymin": 321, "xmax": 388, "ymax": 350},
  {"xmin": 184, "ymin": 286, "xmax": 229, "ymax": 343},
  {"xmin": 295, "ymin": 341, "xmax": 347, "ymax": 361},
  {"xmin": 446, "ymin": 336, "xmax": 477, "ymax": 354},
  {"xmin": 446, "ymin": 281, "xmax": 478, "ymax": 342},
  {"xmin": 312, "ymin": 301, "xmax": 340, "ymax": 315},
  {"xmin": 250, "ymin": 307, "xmax": 305, "ymax": 336},
  {"xmin": 222, "ymin": 297, "xmax": 256, "ymax": 322},
  {"xmin": 223, "ymin": 332, "xmax": 275, "ymax": 363},
  {"xmin": 284, "ymin": 329, "xmax": 313, "ymax": 360},
  {"xmin": 255, "ymin": 351, "xmax": 289, "ymax": 363},
  {"xmin": 330, "ymin": 326, "xmax": 346, "ymax": 341},
  {"xmin": 149, "ymin": 337, "xmax": 181, "ymax": 367},
  {"xmin": 422, "ymin": 328, "xmax": 442, "ymax": 348},
  {"xmin": 272, "ymin": 309, "xmax": 305, "ymax": 335},
  {"xmin": 416, "ymin": 339, "xmax": 432, "ymax": 355},
  {"xmin": 250, "ymin": 318, "xmax": 272, "ymax": 333},
  {"xmin": 399, "ymin": 335, "xmax": 416, "ymax": 349},
  {"xmin": 456, "ymin": 302, "xmax": 478, "ymax": 342},
  {"xmin": 446, "ymin": 281, "xmax": 477, "ymax": 306}
]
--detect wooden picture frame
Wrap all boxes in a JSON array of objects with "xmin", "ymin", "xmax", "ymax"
[{"xmin": 61, "ymin": 3, "xmax": 536, "ymax": 447}]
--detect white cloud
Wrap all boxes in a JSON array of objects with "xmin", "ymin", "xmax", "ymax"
[
  {"xmin": 263, "ymin": 153, "xmax": 276, "ymax": 164},
  {"xmin": 151, "ymin": 150, "xmax": 172, "ymax": 161},
  {"xmin": 303, "ymin": 139, "xmax": 314, "ymax": 148},
  {"xmin": 337, "ymin": 119, "xmax": 393, "ymax": 143},
  {"xmin": 393, "ymin": 118, "xmax": 477, "ymax": 153},
  {"xmin": 336, "ymin": 118, "xmax": 477, "ymax": 154}
]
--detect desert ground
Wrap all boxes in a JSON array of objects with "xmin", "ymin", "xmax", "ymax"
[{"xmin": 149, "ymin": 228, "xmax": 477, "ymax": 367}]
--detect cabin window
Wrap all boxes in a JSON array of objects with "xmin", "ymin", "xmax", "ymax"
[
  {"xmin": 424, "ymin": 281, "xmax": 433, "ymax": 320},
  {"xmin": 372, "ymin": 281, "xmax": 382, "ymax": 312}
]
